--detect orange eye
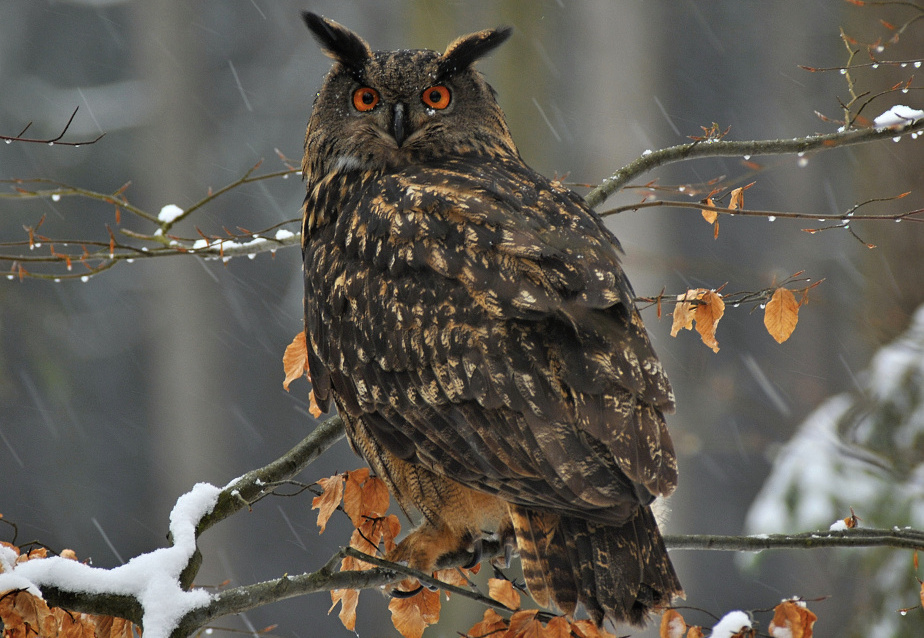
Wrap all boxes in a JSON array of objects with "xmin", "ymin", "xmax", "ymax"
[
  {"xmin": 421, "ymin": 85, "xmax": 451, "ymax": 110},
  {"xmin": 352, "ymin": 87, "xmax": 380, "ymax": 112}
]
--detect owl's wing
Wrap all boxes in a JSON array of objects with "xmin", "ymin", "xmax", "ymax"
[{"xmin": 303, "ymin": 156, "xmax": 676, "ymax": 523}]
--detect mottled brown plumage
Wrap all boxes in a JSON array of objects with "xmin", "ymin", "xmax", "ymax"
[{"xmin": 300, "ymin": 12, "xmax": 682, "ymax": 627}]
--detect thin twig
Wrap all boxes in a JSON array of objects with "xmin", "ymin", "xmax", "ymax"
[{"xmin": 0, "ymin": 107, "xmax": 105, "ymax": 146}]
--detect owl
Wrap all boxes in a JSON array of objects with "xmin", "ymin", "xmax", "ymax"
[{"xmin": 300, "ymin": 12, "xmax": 682, "ymax": 627}]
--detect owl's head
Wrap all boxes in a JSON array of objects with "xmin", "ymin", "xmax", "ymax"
[{"xmin": 302, "ymin": 13, "xmax": 517, "ymax": 180}]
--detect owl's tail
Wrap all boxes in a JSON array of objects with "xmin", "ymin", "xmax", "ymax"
[{"xmin": 509, "ymin": 504, "xmax": 682, "ymax": 627}]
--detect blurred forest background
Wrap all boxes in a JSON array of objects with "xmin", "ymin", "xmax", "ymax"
[{"xmin": 2, "ymin": 1, "xmax": 923, "ymax": 636}]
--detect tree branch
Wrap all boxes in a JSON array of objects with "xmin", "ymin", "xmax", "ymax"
[
  {"xmin": 0, "ymin": 107, "xmax": 105, "ymax": 146},
  {"xmin": 665, "ymin": 527, "xmax": 924, "ymax": 552},
  {"xmin": 584, "ymin": 119, "xmax": 924, "ymax": 208},
  {"xmin": 178, "ymin": 415, "xmax": 344, "ymax": 588}
]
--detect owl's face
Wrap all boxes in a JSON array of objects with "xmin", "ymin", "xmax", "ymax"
[{"xmin": 302, "ymin": 13, "xmax": 518, "ymax": 181}]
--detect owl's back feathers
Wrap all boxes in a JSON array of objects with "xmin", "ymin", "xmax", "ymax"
[{"xmin": 301, "ymin": 12, "xmax": 682, "ymax": 628}]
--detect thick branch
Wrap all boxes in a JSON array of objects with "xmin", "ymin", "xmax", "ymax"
[
  {"xmin": 584, "ymin": 119, "xmax": 924, "ymax": 208},
  {"xmin": 178, "ymin": 415, "xmax": 344, "ymax": 588}
]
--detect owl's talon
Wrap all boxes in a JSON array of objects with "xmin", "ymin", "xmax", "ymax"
[
  {"xmin": 462, "ymin": 538, "xmax": 483, "ymax": 569},
  {"xmin": 389, "ymin": 584, "xmax": 424, "ymax": 598}
]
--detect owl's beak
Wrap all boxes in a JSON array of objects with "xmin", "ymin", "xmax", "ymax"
[{"xmin": 390, "ymin": 102, "xmax": 408, "ymax": 146}]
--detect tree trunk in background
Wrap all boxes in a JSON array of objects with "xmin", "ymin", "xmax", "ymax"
[{"xmin": 132, "ymin": 0, "xmax": 229, "ymax": 560}]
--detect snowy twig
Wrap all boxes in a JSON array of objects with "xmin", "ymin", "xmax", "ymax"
[
  {"xmin": 665, "ymin": 527, "xmax": 924, "ymax": 552},
  {"xmin": 584, "ymin": 118, "xmax": 924, "ymax": 208}
]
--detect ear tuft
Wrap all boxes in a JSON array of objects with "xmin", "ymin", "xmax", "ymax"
[
  {"xmin": 438, "ymin": 26, "xmax": 512, "ymax": 77},
  {"xmin": 302, "ymin": 12, "xmax": 372, "ymax": 76}
]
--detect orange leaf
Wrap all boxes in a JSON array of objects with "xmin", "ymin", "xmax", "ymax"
[
  {"xmin": 329, "ymin": 587, "xmax": 359, "ymax": 631},
  {"xmin": 388, "ymin": 581, "xmax": 441, "ymax": 638},
  {"xmin": 701, "ymin": 198, "xmax": 718, "ymax": 224},
  {"xmin": 506, "ymin": 610, "xmax": 542, "ymax": 638},
  {"xmin": 768, "ymin": 601, "xmax": 817, "ymax": 638},
  {"xmin": 571, "ymin": 619, "xmax": 617, "ymax": 638},
  {"xmin": 311, "ymin": 474, "xmax": 344, "ymax": 534},
  {"xmin": 543, "ymin": 616, "xmax": 572, "ymax": 638},
  {"xmin": 764, "ymin": 287, "xmax": 799, "ymax": 344},
  {"xmin": 342, "ymin": 468, "xmax": 371, "ymax": 527},
  {"xmin": 381, "ymin": 513, "xmax": 402, "ymax": 553},
  {"xmin": 282, "ymin": 330, "xmax": 309, "ymax": 391},
  {"xmin": 660, "ymin": 609, "xmax": 687, "ymax": 638},
  {"xmin": 729, "ymin": 187, "xmax": 744, "ymax": 210},
  {"xmin": 362, "ymin": 475, "xmax": 391, "ymax": 518},
  {"xmin": 466, "ymin": 608, "xmax": 508, "ymax": 638},
  {"xmin": 694, "ymin": 290, "xmax": 725, "ymax": 353},
  {"xmin": 671, "ymin": 289, "xmax": 704, "ymax": 337},
  {"xmin": 488, "ymin": 577, "xmax": 521, "ymax": 610},
  {"xmin": 687, "ymin": 627, "xmax": 706, "ymax": 638}
]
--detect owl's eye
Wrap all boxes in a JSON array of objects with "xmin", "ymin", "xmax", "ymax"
[
  {"xmin": 352, "ymin": 87, "xmax": 380, "ymax": 112},
  {"xmin": 421, "ymin": 85, "xmax": 451, "ymax": 110}
]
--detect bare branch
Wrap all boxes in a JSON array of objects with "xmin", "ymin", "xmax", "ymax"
[
  {"xmin": 0, "ymin": 107, "xmax": 105, "ymax": 146},
  {"xmin": 584, "ymin": 119, "xmax": 924, "ymax": 208},
  {"xmin": 665, "ymin": 527, "xmax": 924, "ymax": 552}
]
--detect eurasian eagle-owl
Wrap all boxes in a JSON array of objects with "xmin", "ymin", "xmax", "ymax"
[{"xmin": 300, "ymin": 12, "xmax": 682, "ymax": 627}]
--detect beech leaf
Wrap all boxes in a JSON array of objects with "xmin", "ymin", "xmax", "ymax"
[
  {"xmin": 488, "ymin": 577, "xmax": 521, "ymax": 610},
  {"xmin": 764, "ymin": 287, "xmax": 800, "ymax": 343},
  {"xmin": 311, "ymin": 474, "xmax": 344, "ymax": 534},
  {"xmin": 282, "ymin": 330, "xmax": 309, "ymax": 391},
  {"xmin": 768, "ymin": 601, "xmax": 816, "ymax": 638},
  {"xmin": 388, "ymin": 581, "xmax": 441, "ymax": 638}
]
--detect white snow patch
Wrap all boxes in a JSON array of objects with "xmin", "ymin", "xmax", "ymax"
[
  {"xmin": 274, "ymin": 229, "xmax": 295, "ymax": 241},
  {"xmin": 0, "ymin": 482, "xmax": 220, "ymax": 638},
  {"xmin": 157, "ymin": 204, "xmax": 184, "ymax": 223},
  {"xmin": 873, "ymin": 105, "xmax": 924, "ymax": 129},
  {"xmin": 829, "ymin": 518, "xmax": 849, "ymax": 531},
  {"xmin": 711, "ymin": 610, "xmax": 752, "ymax": 638}
]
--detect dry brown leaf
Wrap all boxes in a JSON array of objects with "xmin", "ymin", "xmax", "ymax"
[
  {"xmin": 764, "ymin": 287, "xmax": 799, "ymax": 344},
  {"xmin": 671, "ymin": 289, "xmax": 704, "ymax": 337},
  {"xmin": 466, "ymin": 608, "xmax": 508, "ymax": 638},
  {"xmin": 660, "ymin": 609, "xmax": 687, "ymax": 638},
  {"xmin": 388, "ymin": 580, "xmax": 441, "ymax": 638},
  {"xmin": 543, "ymin": 616, "xmax": 572, "ymax": 638},
  {"xmin": 308, "ymin": 391, "xmax": 323, "ymax": 418},
  {"xmin": 695, "ymin": 290, "xmax": 725, "ymax": 353},
  {"xmin": 506, "ymin": 609, "xmax": 542, "ymax": 638},
  {"xmin": 729, "ymin": 186, "xmax": 744, "ymax": 210},
  {"xmin": 329, "ymin": 587, "xmax": 359, "ymax": 631},
  {"xmin": 282, "ymin": 330, "xmax": 309, "ymax": 391},
  {"xmin": 687, "ymin": 627, "xmax": 705, "ymax": 638},
  {"xmin": 282, "ymin": 331, "xmax": 323, "ymax": 417},
  {"xmin": 342, "ymin": 468, "xmax": 371, "ymax": 527},
  {"xmin": 362, "ymin": 475, "xmax": 390, "ymax": 518},
  {"xmin": 380, "ymin": 513, "xmax": 402, "ymax": 553},
  {"xmin": 570, "ymin": 619, "xmax": 617, "ymax": 638},
  {"xmin": 768, "ymin": 601, "xmax": 816, "ymax": 638},
  {"xmin": 311, "ymin": 474, "xmax": 344, "ymax": 534},
  {"xmin": 702, "ymin": 198, "xmax": 718, "ymax": 224},
  {"xmin": 487, "ymin": 577, "xmax": 521, "ymax": 610}
]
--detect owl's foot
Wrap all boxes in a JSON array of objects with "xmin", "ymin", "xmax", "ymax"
[{"xmin": 388, "ymin": 583, "xmax": 424, "ymax": 598}]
